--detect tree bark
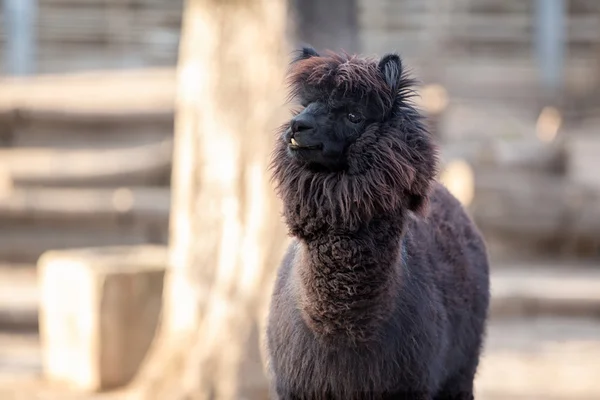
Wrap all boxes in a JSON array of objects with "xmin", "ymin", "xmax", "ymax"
[{"xmin": 128, "ymin": 0, "xmax": 290, "ymax": 399}]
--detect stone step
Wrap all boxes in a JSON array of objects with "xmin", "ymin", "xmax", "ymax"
[
  {"xmin": 0, "ymin": 333, "xmax": 41, "ymax": 378},
  {"xmin": 5, "ymin": 110, "xmax": 174, "ymax": 148},
  {"xmin": 0, "ymin": 266, "xmax": 38, "ymax": 332},
  {"xmin": 0, "ymin": 68, "xmax": 175, "ymax": 148},
  {"xmin": 0, "ymin": 187, "xmax": 170, "ymax": 264},
  {"xmin": 490, "ymin": 264, "xmax": 600, "ymax": 318},
  {"xmin": 0, "ymin": 187, "xmax": 170, "ymax": 224},
  {"xmin": 0, "ymin": 228, "xmax": 168, "ymax": 266},
  {"xmin": 0, "ymin": 139, "xmax": 172, "ymax": 188},
  {"xmin": 0, "ymin": 68, "xmax": 175, "ymax": 116}
]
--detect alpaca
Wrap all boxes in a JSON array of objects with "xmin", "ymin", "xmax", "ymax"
[{"xmin": 266, "ymin": 48, "xmax": 490, "ymax": 400}]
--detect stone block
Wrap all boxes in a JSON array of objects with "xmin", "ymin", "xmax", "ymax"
[{"xmin": 38, "ymin": 245, "xmax": 167, "ymax": 391}]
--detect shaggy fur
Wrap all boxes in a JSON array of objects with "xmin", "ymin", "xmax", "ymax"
[{"xmin": 266, "ymin": 48, "xmax": 490, "ymax": 400}]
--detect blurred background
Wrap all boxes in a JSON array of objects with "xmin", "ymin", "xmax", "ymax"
[{"xmin": 0, "ymin": 0, "xmax": 599, "ymax": 399}]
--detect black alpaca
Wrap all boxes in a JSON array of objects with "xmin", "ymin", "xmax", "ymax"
[{"xmin": 266, "ymin": 48, "xmax": 490, "ymax": 400}]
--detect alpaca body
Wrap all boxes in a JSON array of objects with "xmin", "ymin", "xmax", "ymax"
[
  {"xmin": 266, "ymin": 48, "xmax": 490, "ymax": 400},
  {"xmin": 267, "ymin": 183, "xmax": 489, "ymax": 400}
]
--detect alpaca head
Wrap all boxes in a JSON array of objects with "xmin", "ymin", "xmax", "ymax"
[{"xmin": 271, "ymin": 47, "xmax": 438, "ymax": 234}]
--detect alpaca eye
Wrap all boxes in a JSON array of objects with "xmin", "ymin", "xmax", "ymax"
[{"xmin": 346, "ymin": 112, "xmax": 363, "ymax": 124}]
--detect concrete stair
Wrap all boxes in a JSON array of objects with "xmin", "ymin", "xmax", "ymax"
[
  {"xmin": 0, "ymin": 187, "xmax": 169, "ymax": 263},
  {"xmin": 0, "ymin": 69, "xmax": 174, "ymax": 264}
]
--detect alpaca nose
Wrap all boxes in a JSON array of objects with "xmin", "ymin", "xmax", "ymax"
[{"xmin": 291, "ymin": 115, "xmax": 314, "ymax": 135}]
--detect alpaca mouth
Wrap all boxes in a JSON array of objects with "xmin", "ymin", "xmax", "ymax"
[{"xmin": 289, "ymin": 137, "xmax": 322, "ymax": 151}]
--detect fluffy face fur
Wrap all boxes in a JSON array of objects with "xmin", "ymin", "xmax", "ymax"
[{"xmin": 270, "ymin": 47, "xmax": 438, "ymax": 235}]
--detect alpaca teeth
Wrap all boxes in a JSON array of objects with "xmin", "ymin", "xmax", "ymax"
[{"xmin": 291, "ymin": 138, "xmax": 299, "ymax": 146}]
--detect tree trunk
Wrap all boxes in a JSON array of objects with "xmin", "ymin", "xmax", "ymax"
[{"xmin": 128, "ymin": 0, "xmax": 290, "ymax": 398}]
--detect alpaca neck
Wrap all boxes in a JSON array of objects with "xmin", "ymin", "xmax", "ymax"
[{"xmin": 294, "ymin": 210, "xmax": 406, "ymax": 344}]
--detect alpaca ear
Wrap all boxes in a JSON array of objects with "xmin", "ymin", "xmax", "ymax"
[
  {"xmin": 378, "ymin": 53, "xmax": 402, "ymax": 92},
  {"xmin": 293, "ymin": 46, "xmax": 320, "ymax": 63}
]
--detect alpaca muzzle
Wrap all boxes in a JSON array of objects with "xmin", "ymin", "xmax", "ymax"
[
  {"xmin": 289, "ymin": 131, "xmax": 323, "ymax": 150},
  {"xmin": 289, "ymin": 114, "xmax": 322, "ymax": 150}
]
